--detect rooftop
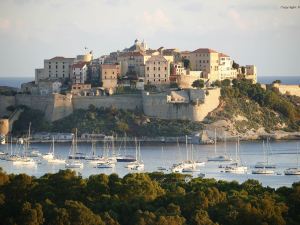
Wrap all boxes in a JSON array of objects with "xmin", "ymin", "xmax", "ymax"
[{"xmin": 192, "ymin": 48, "xmax": 218, "ymax": 54}]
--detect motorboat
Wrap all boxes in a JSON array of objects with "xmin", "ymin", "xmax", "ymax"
[
  {"xmin": 65, "ymin": 160, "xmax": 83, "ymax": 169},
  {"xmin": 284, "ymin": 168, "xmax": 300, "ymax": 175},
  {"xmin": 117, "ymin": 155, "xmax": 136, "ymax": 162},
  {"xmin": 225, "ymin": 163, "xmax": 247, "ymax": 174},
  {"xmin": 97, "ymin": 161, "xmax": 115, "ymax": 168},
  {"xmin": 254, "ymin": 162, "xmax": 276, "ymax": 169},
  {"xmin": 207, "ymin": 130, "xmax": 232, "ymax": 162},
  {"xmin": 42, "ymin": 152, "xmax": 54, "ymax": 160},
  {"xmin": 13, "ymin": 157, "xmax": 37, "ymax": 166},
  {"xmin": 252, "ymin": 168, "xmax": 275, "ymax": 175}
]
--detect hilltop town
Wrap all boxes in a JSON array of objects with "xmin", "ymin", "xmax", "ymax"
[{"xmin": 0, "ymin": 40, "xmax": 299, "ymax": 141}]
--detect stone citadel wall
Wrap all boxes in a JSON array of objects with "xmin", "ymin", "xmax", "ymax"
[{"xmin": 0, "ymin": 90, "xmax": 220, "ymax": 124}]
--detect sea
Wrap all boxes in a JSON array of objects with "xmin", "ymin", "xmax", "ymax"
[
  {"xmin": 0, "ymin": 140, "xmax": 299, "ymax": 188},
  {"xmin": 0, "ymin": 75, "xmax": 299, "ymax": 88}
]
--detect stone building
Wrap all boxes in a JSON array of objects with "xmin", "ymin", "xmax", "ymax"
[
  {"xmin": 100, "ymin": 64, "xmax": 120, "ymax": 92},
  {"xmin": 42, "ymin": 56, "xmax": 75, "ymax": 81},
  {"xmin": 182, "ymin": 48, "xmax": 219, "ymax": 82},
  {"xmin": 145, "ymin": 55, "xmax": 170, "ymax": 86}
]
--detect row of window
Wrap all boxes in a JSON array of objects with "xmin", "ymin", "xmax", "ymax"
[
  {"xmin": 49, "ymin": 65, "xmax": 66, "ymax": 69},
  {"xmin": 147, "ymin": 74, "xmax": 167, "ymax": 78},
  {"xmin": 146, "ymin": 79, "xmax": 168, "ymax": 82},
  {"xmin": 146, "ymin": 67, "xmax": 167, "ymax": 71}
]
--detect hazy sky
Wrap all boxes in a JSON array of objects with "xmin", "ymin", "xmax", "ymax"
[{"xmin": 0, "ymin": 0, "xmax": 299, "ymax": 77}]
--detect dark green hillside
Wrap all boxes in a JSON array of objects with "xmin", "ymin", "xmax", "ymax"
[
  {"xmin": 207, "ymin": 79, "xmax": 300, "ymax": 133},
  {"xmin": 0, "ymin": 168, "xmax": 299, "ymax": 225}
]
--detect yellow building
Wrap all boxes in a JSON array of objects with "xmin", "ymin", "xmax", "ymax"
[
  {"xmin": 182, "ymin": 48, "xmax": 219, "ymax": 82},
  {"xmin": 218, "ymin": 53, "xmax": 237, "ymax": 80},
  {"xmin": 117, "ymin": 52, "xmax": 151, "ymax": 77},
  {"xmin": 145, "ymin": 55, "xmax": 170, "ymax": 85},
  {"xmin": 101, "ymin": 64, "xmax": 120, "ymax": 91}
]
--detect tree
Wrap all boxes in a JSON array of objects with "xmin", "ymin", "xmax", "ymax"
[
  {"xmin": 192, "ymin": 80, "xmax": 205, "ymax": 89},
  {"xmin": 232, "ymin": 61, "xmax": 239, "ymax": 70},
  {"xmin": 182, "ymin": 59, "xmax": 191, "ymax": 69},
  {"xmin": 272, "ymin": 79, "xmax": 282, "ymax": 84}
]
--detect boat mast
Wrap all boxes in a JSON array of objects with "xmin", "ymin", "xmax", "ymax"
[
  {"xmin": 214, "ymin": 129, "xmax": 217, "ymax": 156},
  {"xmin": 186, "ymin": 135, "xmax": 188, "ymax": 161}
]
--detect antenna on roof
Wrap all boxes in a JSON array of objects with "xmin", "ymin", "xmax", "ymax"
[{"xmin": 84, "ymin": 46, "xmax": 88, "ymax": 50}]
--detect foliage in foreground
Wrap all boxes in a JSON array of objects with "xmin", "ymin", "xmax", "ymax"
[{"xmin": 0, "ymin": 168, "xmax": 299, "ymax": 225}]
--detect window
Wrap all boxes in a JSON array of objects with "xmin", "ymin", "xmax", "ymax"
[
  {"xmin": 165, "ymin": 67, "xmax": 167, "ymax": 70},
  {"xmin": 63, "ymin": 65, "xmax": 65, "ymax": 69},
  {"xmin": 154, "ymin": 67, "xmax": 156, "ymax": 70},
  {"xmin": 49, "ymin": 65, "xmax": 51, "ymax": 69},
  {"xmin": 165, "ymin": 79, "xmax": 167, "ymax": 82},
  {"xmin": 147, "ymin": 67, "xmax": 149, "ymax": 71},
  {"xmin": 56, "ymin": 65, "xmax": 58, "ymax": 69},
  {"xmin": 159, "ymin": 74, "xmax": 160, "ymax": 77},
  {"xmin": 158, "ymin": 67, "xmax": 160, "ymax": 71},
  {"xmin": 159, "ymin": 79, "xmax": 160, "ymax": 82},
  {"xmin": 154, "ymin": 74, "xmax": 155, "ymax": 77},
  {"xmin": 113, "ymin": 71, "xmax": 114, "ymax": 74}
]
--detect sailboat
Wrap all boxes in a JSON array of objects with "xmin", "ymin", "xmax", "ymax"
[
  {"xmin": 85, "ymin": 139, "xmax": 105, "ymax": 164},
  {"xmin": 157, "ymin": 146, "xmax": 167, "ymax": 171},
  {"xmin": 97, "ymin": 138, "xmax": 116, "ymax": 168},
  {"xmin": 224, "ymin": 136, "xmax": 247, "ymax": 174},
  {"xmin": 207, "ymin": 130, "xmax": 232, "ymax": 162},
  {"xmin": 12, "ymin": 123, "xmax": 37, "ymax": 166},
  {"xmin": 25, "ymin": 122, "xmax": 41, "ymax": 157},
  {"xmin": 254, "ymin": 139, "xmax": 276, "ymax": 168},
  {"xmin": 47, "ymin": 138, "xmax": 65, "ymax": 164},
  {"xmin": 171, "ymin": 136, "xmax": 197, "ymax": 173},
  {"xmin": 117, "ymin": 134, "xmax": 136, "ymax": 162},
  {"xmin": 252, "ymin": 140, "xmax": 275, "ymax": 175},
  {"xmin": 284, "ymin": 143, "xmax": 300, "ymax": 175},
  {"xmin": 126, "ymin": 138, "xmax": 144, "ymax": 171},
  {"xmin": 65, "ymin": 129, "xmax": 84, "ymax": 169}
]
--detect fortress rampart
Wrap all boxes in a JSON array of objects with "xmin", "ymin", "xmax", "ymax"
[{"xmin": 0, "ymin": 89, "xmax": 220, "ymax": 124}]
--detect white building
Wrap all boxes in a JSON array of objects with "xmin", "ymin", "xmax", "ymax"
[
  {"xmin": 72, "ymin": 62, "xmax": 88, "ymax": 84},
  {"xmin": 218, "ymin": 53, "xmax": 237, "ymax": 80}
]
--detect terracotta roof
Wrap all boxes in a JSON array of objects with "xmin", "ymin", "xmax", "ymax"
[
  {"xmin": 146, "ymin": 55, "xmax": 168, "ymax": 63},
  {"xmin": 192, "ymin": 48, "xmax": 218, "ymax": 54},
  {"xmin": 118, "ymin": 51, "xmax": 147, "ymax": 57},
  {"xmin": 72, "ymin": 62, "xmax": 87, "ymax": 69},
  {"xmin": 101, "ymin": 64, "xmax": 120, "ymax": 69},
  {"xmin": 50, "ymin": 56, "xmax": 75, "ymax": 60},
  {"xmin": 219, "ymin": 53, "xmax": 229, "ymax": 58},
  {"xmin": 180, "ymin": 51, "xmax": 191, "ymax": 54}
]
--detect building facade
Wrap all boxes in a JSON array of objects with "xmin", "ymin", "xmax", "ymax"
[
  {"xmin": 43, "ymin": 57, "xmax": 75, "ymax": 81},
  {"xmin": 145, "ymin": 55, "xmax": 170, "ymax": 85},
  {"xmin": 218, "ymin": 53, "xmax": 237, "ymax": 80},
  {"xmin": 100, "ymin": 64, "xmax": 120, "ymax": 91},
  {"xmin": 72, "ymin": 62, "xmax": 88, "ymax": 84},
  {"xmin": 182, "ymin": 48, "xmax": 219, "ymax": 82}
]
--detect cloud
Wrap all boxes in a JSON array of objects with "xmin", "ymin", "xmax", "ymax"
[
  {"xmin": 141, "ymin": 9, "xmax": 173, "ymax": 31},
  {"xmin": 0, "ymin": 18, "xmax": 11, "ymax": 31},
  {"xmin": 228, "ymin": 9, "xmax": 248, "ymax": 30}
]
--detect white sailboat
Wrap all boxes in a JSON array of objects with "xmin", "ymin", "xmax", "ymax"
[
  {"xmin": 128, "ymin": 138, "xmax": 144, "ymax": 171},
  {"xmin": 117, "ymin": 134, "xmax": 136, "ymax": 162},
  {"xmin": 12, "ymin": 124, "xmax": 37, "ymax": 166},
  {"xmin": 85, "ymin": 139, "xmax": 105, "ymax": 164},
  {"xmin": 252, "ymin": 140, "xmax": 275, "ymax": 175},
  {"xmin": 25, "ymin": 122, "xmax": 42, "ymax": 157},
  {"xmin": 224, "ymin": 136, "xmax": 247, "ymax": 174},
  {"xmin": 284, "ymin": 143, "xmax": 300, "ymax": 175},
  {"xmin": 47, "ymin": 138, "xmax": 65, "ymax": 164},
  {"xmin": 65, "ymin": 129, "xmax": 83, "ymax": 169},
  {"xmin": 157, "ymin": 146, "xmax": 167, "ymax": 171},
  {"xmin": 207, "ymin": 130, "xmax": 232, "ymax": 162},
  {"xmin": 97, "ymin": 138, "xmax": 116, "ymax": 168},
  {"xmin": 254, "ymin": 139, "xmax": 276, "ymax": 168}
]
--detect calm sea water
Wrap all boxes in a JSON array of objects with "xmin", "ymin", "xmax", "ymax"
[
  {"xmin": 0, "ymin": 77, "xmax": 34, "ymax": 88},
  {"xmin": 0, "ymin": 140, "xmax": 299, "ymax": 188},
  {"xmin": 258, "ymin": 76, "xmax": 299, "ymax": 85}
]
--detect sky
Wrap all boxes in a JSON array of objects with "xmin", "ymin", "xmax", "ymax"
[{"xmin": 0, "ymin": 0, "xmax": 299, "ymax": 78}]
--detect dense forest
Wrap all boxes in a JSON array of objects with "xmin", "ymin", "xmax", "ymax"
[{"xmin": 0, "ymin": 168, "xmax": 299, "ymax": 225}]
